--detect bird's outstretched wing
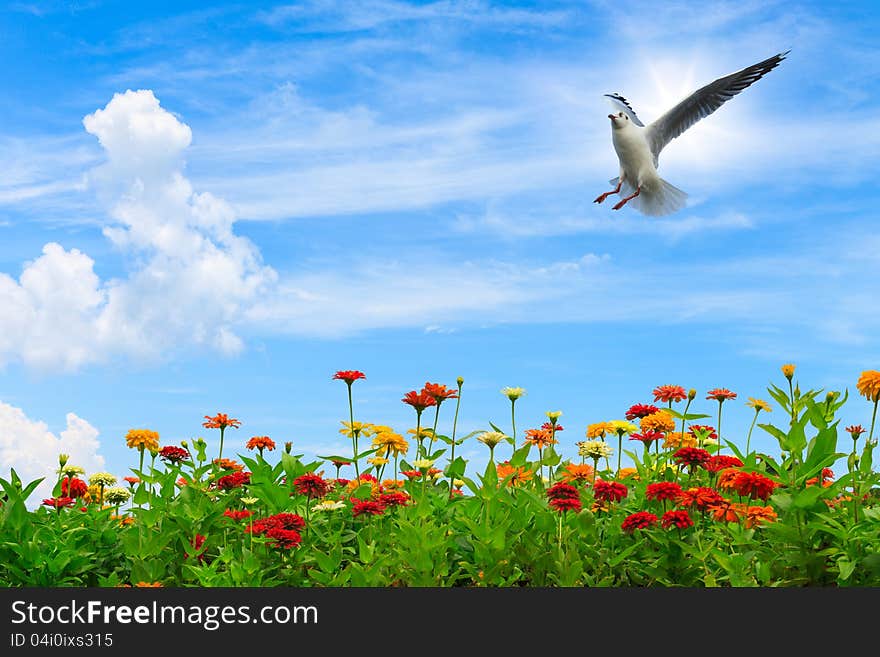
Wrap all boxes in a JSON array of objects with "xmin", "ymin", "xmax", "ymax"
[
  {"xmin": 645, "ymin": 51, "xmax": 789, "ymax": 162},
  {"xmin": 604, "ymin": 93, "xmax": 645, "ymax": 127}
]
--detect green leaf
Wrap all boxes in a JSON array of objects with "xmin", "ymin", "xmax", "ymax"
[{"xmin": 792, "ymin": 485, "xmax": 824, "ymax": 509}]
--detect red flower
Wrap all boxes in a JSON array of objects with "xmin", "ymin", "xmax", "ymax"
[
  {"xmin": 661, "ymin": 509, "xmax": 694, "ymax": 530},
  {"xmin": 593, "ymin": 480, "xmax": 628, "ymax": 503},
  {"xmin": 705, "ymin": 455, "xmax": 743, "ymax": 473},
  {"xmin": 806, "ymin": 468, "xmax": 836, "ymax": 487},
  {"xmin": 706, "ymin": 388, "xmax": 737, "ymax": 402},
  {"xmin": 401, "ymin": 390, "xmax": 436, "ymax": 413},
  {"xmin": 541, "ymin": 422, "xmax": 564, "ymax": 432},
  {"xmin": 352, "ymin": 500, "xmax": 385, "ymax": 517},
  {"xmin": 379, "ymin": 491, "xmax": 410, "ymax": 507},
  {"xmin": 187, "ymin": 534, "xmax": 207, "ymax": 562},
  {"xmin": 549, "ymin": 497, "xmax": 582, "ymax": 513},
  {"xmin": 422, "ymin": 382, "xmax": 459, "ymax": 404},
  {"xmin": 269, "ymin": 513, "xmax": 306, "ymax": 531},
  {"xmin": 265, "ymin": 527, "xmax": 302, "ymax": 549},
  {"xmin": 546, "ymin": 482, "xmax": 580, "ymax": 501},
  {"xmin": 621, "ymin": 511, "xmax": 658, "ymax": 532},
  {"xmin": 645, "ymin": 481, "xmax": 683, "ymax": 502},
  {"xmin": 625, "ymin": 403, "xmax": 660, "ymax": 420},
  {"xmin": 216, "ymin": 471, "xmax": 251, "ymax": 490},
  {"xmin": 732, "ymin": 471, "xmax": 778, "ymax": 501},
  {"xmin": 400, "ymin": 470, "xmax": 421, "ymax": 480},
  {"xmin": 653, "ymin": 385, "xmax": 688, "ymax": 403},
  {"xmin": 61, "ymin": 477, "xmax": 88, "ymax": 498},
  {"xmin": 123, "ymin": 476, "xmax": 140, "ymax": 486},
  {"xmin": 333, "ymin": 370, "xmax": 366, "ymax": 384},
  {"xmin": 223, "ymin": 509, "xmax": 254, "ymax": 522},
  {"xmin": 677, "ymin": 486, "xmax": 724, "ymax": 511},
  {"xmin": 202, "ymin": 413, "xmax": 241, "ymax": 430},
  {"xmin": 159, "ymin": 445, "xmax": 190, "ymax": 464},
  {"xmin": 293, "ymin": 473, "xmax": 330, "ymax": 499},
  {"xmin": 673, "ymin": 447, "xmax": 711, "ymax": 469},
  {"xmin": 42, "ymin": 497, "xmax": 75, "ymax": 509},
  {"xmin": 846, "ymin": 425, "xmax": 866, "ymax": 439},
  {"xmin": 630, "ymin": 430, "xmax": 663, "ymax": 445}
]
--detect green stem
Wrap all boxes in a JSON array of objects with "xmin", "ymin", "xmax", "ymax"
[
  {"xmin": 788, "ymin": 379, "xmax": 796, "ymax": 426},
  {"xmin": 869, "ymin": 398, "xmax": 879, "ymax": 443},
  {"xmin": 430, "ymin": 403, "xmax": 441, "ymax": 458},
  {"xmin": 616, "ymin": 433, "xmax": 622, "ymax": 477},
  {"xmin": 449, "ymin": 383, "xmax": 463, "ymax": 499},
  {"xmin": 716, "ymin": 401, "xmax": 723, "ymax": 454},
  {"xmin": 680, "ymin": 398, "xmax": 692, "ymax": 440},
  {"xmin": 346, "ymin": 383, "xmax": 360, "ymax": 481},
  {"xmin": 746, "ymin": 410, "xmax": 759, "ymax": 457},
  {"xmin": 137, "ymin": 448, "xmax": 145, "ymax": 509},
  {"xmin": 510, "ymin": 400, "xmax": 517, "ymax": 457}
]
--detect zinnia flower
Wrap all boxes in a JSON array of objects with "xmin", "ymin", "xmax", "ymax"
[
  {"xmin": 630, "ymin": 430, "xmax": 663, "ymax": 446},
  {"xmin": 125, "ymin": 429, "xmax": 160, "ymax": 452},
  {"xmin": 676, "ymin": 486, "xmax": 724, "ymax": 511},
  {"xmin": 640, "ymin": 410, "xmax": 676, "ymax": 434},
  {"xmin": 223, "ymin": 509, "xmax": 253, "ymax": 521},
  {"xmin": 246, "ymin": 436, "xmax": 276, "ymax": 452},
  {"xmin": 577, "ymin": 440, "xmax": 614, "ymax": 460},
  {"xmin": 731, "ymin": 471, "xmax": 779, "ymax": 501},
  {"xmin": 846, "ymin": 425, "xmax": 866, "ymax": 440},
  {"xmin": 625, "ymin": 404, "xmax": 660, "ymax": 420},
  {"xmin": 653, "ymin": 385, "xmax": 688, "ymax": 403},
  {"xmin": 477, "ymin": 431, "xmax": 508, "ymax": 449},
  {"xmin": 549, "ymin": 496, "xmax": 582, "ymax": 513},
  {"xmin": 61, "ymin": 477, "xmax": 88, "ymax": 498},
  {"xmin": 88, "ymin": 472, "xmax": 117, "ymax": 488},
  {"xmin": 710, "ymin": 501, "xmax": 745, "ymax": 524},
  {"xmin": 593, "ymin": 480, "xmax": 628, "ymax": 503},
  {"xmin": 663, "ymin": 431, "xmax": 697, "ymax": 450},
  {"xmin": 501, "ymin": 386, "xmax": 526, "ymax": 401},
  {"xmin": 586, "ymin": 422, "xmax": 610, "ymax": 438},
  {"xmin": 541, "ymin": 422, "xmax": 564, "ymax": 432},
  {"xmin": 561, "ymin": 462, "xmax": 595, "ymax": 484},
  {"xmin": 104, "ymin": 487, "xmax": 131, "ymax": 505},
  {"xmin": 422, "ymin": 382, "xmax": 458, "ymax": 404},
  {"xmin": 412, "ymin": 458, "xmax": 435, "ymax": 470},
  {"xmin": 333, "ymin": 370, "xmax": 366, "ymax": 384},
  {"xmin": 746, "ymin": 398, "xmax": 772, "ymax": 413},
  {"xmin": 688, "ymin": 425, "xmax": 718, "ymax": 445},
  {"xmin": 706, "ymin": 388, "xmax": 737, "ymax": 402},
  {"xmin": 42, "ymin": 497, "xmax": 75, "ymax": 509},
  {"xmin": 645, "ymin": 481, "xmax": 683, "ymax": 502},
  {"xmin": 59, "ymin": 464, "xmax": 85, "ymax": 478},
  {"xmin": 159, "ymin": 445, "xmax": 190, "ymax": 464},
  {"xmin": 213, "ymin": 458, "xmax": 244, "ymax": 471},
  {"xmin": 607, "ymin": 420, "xmax": 638, "ymax": 436},
  {"xmin": 621, "ymin": 511, "xmax": 658, "ymax": 532},
  {"xmin": 661, "ymin": 509, "xmax": 693, "ymax": 530},
  {"xmin": 716, "ymin": 468, "xmax": 741, "ymax": 492},
  {"xmin": 293, "ymin": 473, "xmax": 330, "ymax": 499},
  {"xmin": 312, "ymin": 500, "xmax": 346, "ymax": 512},
  {"xmin": 216, "ymin": 471, "xmax": 251, "ymax": 490},
  {"xmin": 401, "ymin": 390, "xmax": 436, "ymax": 413},
  {"xmin": 705, "ymin": 455, "xmax": 743, "ymax": 473},
  {"xmin": 265, "ymin": 528, "xmax": 302, "ymax": 549},
  {"xmin": 379, "ymin": 491, "xmax": 410, "ymax": 507},
  {"xmin": 352, "ymin": 499, "xmax": 385, "ymax": 517},
  {"xmin": 856, "ymin": 370, "xmax": 880, "ymax": 402},
  {"xmin": 744, "ymin": 505, "xmax": 778, "ymax": 528},
  {"xmin": 495, "ymin": 461, "xmax": 533, "ymax": 487},
  {"xmin": 202, "ymin": 413, "xmax": 241, "ymax": 430},
  {"xmin": 672, "ymin": 447, "xmax": 711, "ymax": 469},
  {"xmin": 523, "ymin": 427, "xmax": 557, "ymax": 449},
  {"xmin": 340, "ymin": 421, "xmax": 374, "ymax": 438},
  {"xmin": 372, "ymin": 431, "xmax": 409, "ymax": 457},
  {"xmin": 781, "ymin": 363, "xmax": 796, "ymax": 379}
]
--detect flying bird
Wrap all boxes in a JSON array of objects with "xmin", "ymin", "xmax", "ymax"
[{"xmin": 594, "ymin": 51, "xmax": 789, "ymax": 216}]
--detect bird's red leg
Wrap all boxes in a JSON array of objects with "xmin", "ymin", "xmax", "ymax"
[
  {"xmin": 594, "ymin": 180, "xmax": 622, "ymax": 204},
  {"xmin": 612, "ymin": 186, "xmax": 640, "ymax": 210}
]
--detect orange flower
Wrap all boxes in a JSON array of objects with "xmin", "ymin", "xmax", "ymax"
[
  {"xmin": 663, "ymin": 431, "xmax": 697, "ymax": 450},
  {"xmin": 709, "ymin": 500, "xmax": 746, "ymax": 523},
  {"xmin": 561, "ymin": 463, "xmax": 595, "ymax": 484},
  {"xmin": 856, "ymin": 370, "xmax": 880, "ymax": 402},
  {"xmin": 203, "ymin": 413, "xmax": 241, "ymax": 430},
  {"xmin": 134, "ymin": 581, "xmax": 163, "ymax": 587},
  {"xmin": 422, "ymin": 382, "xmax": 459, "ymax": 404},
  {"xmin": 586, "ymin": 422, "xmax": 610, "ymax": 438},
  {"xmin": 401, "ymin": 390, "xmax": 436, "ymax": 413},
  {"xmin": 716, "ymin": 468, "xmax": 741, "ymax": 492},
  {"xmin": 523, "ymin": 428, "xmax": 557, "ymax": 449},
  {"xmin": 496, "ymin": 461, "xmax": 533, "ymax": 487},
  {"xmin": 706, "ymin": 388, "xmax": 737, "ymax": 402},
  {"xmin": 125, "ymin": 429, "xmax": 160, "ymax": 452},
  {"xmin": 617, "ymin": 467, "xmax": 638, "ymax": 480},
  {"xmin": 213, "ymin": 458, "xmax": 244, "ymax": 472},
  {"xmin": 640, "ymin": 410, "xmax": 676, "ymax": 434},
  {"xmin": 246, "ymin": 436, "xmax": 276, "ymax": 452},
  {"xmin": 744, "ymin": 505, "xmax": 777, "ymax": 528},
  {"xmin": 652, "ymin": 385, "xmax": 688, "ymax": 403}
]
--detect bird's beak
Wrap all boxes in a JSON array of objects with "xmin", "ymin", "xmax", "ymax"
[{"xmin": 608, "ymin": 114, "xmax": 616, "ymax": 121}]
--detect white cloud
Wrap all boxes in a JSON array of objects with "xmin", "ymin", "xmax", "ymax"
[{"xmin": 0, "ymin": 401, "xmax": 104, "ymax": 506}]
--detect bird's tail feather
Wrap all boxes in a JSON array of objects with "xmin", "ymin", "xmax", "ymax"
[{"xmin": 614, "ymin": 177, "xmax": 688, "ymax": 217}]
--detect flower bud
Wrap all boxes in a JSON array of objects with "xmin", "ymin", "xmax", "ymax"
[
  {"xmin": 180, "ymin": 440, "xmax": 189, "ymax": 448},
  {"xmin": 781, "ymin": 363, "xmax": 795, "ymax": 380},
  {"xmin": 688, "ymin": 388, "xmax": 697, "ymax": 401},
  {"xmin": 456, "ymin": 376, "xmax": 464, "ymax": 387},
  {"xmin": 58, "ymin": 453, "xmax": 69, "ymax": 467},
  {"xmin": 285, "ymin": 441, "xmax": 293, "ymax": 454}
]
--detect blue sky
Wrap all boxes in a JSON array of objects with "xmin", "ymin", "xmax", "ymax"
[{"xmin": 1, "ymin": 0, "xmax": 879, "ymax": 497}]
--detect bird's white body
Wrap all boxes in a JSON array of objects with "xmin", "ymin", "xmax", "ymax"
[{"xmin": 595, "ymin": 51, "xmax": 789, "ymax": 216}]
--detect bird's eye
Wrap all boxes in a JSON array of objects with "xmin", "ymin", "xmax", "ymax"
[{"xmin": 618, "ymin": 112, "xmax": 623, "ymax": 117}]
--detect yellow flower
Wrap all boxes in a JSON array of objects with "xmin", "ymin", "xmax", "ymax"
[
  {"xmin": 339, "ymin": 421, "xmax": 374, "ymax": 438},
  {"xmin": 746, "ymin": 397, "xmax": 772, "ymax": 413},
  {"xmin": 406, "ymin": 427, "xmax": 435, "ymax": 440},
  {"xmin": 367, "ymin": 456, "xmax": 389, "ymax": 467},
  {"xmin": 125, "ymin": 429, "xmax": 159, "ymax": 452},
  {"xmin": 586, "ymin": 422, "xmax": 610, "ymax": 438},
  {"xmin": 546, "ymin": 410, "xmax": 563, "ymax": 422},
  {"xmin": 412, "ymin": 458, "xmax": 435, "ymax": 470},
  {"xmin": 856, "ymin": 370, "xmax": 880, "ymax": 402},
  {"xmin": 477, "ymin": 431, "xmax": 508, "ymax": 449},
  {"xmin": 606, "ymin": 420, "xmax": 638, "ymax": 436},
  {"xmin": 640, "ymin": 410, "xmax": 676, "ymax": 434},
  {"xmin": 372, "ymin": 431, "xmax": 409, "ymax": 457},
  {"xmin": 501, "ymin": 386, "xmax": 526, "ymax": 401},
  {"xmin": 781, "ymin": 363, "xmax": 796, "ymax": 380}
]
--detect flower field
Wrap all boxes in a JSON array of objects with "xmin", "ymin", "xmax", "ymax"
[{"xmin": 2, "ymin": 366, "xmax": 880, "ymax": 587}]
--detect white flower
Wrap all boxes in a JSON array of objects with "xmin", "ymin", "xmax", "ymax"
[
  {"xmin": 88, "ymin": 472, "xmax": 117, "ymax": 487},
  {"xmin": 577, "ymin": 440, "xmax": 614, "ymax": 460},
  {"xmin": 103, "ymin": 487, "xmax": 131, "ymax": 504},
  {"xmin": 312, "ymin": 500, "xmax": 345, "ymax": 512},
  {"xmin": 477, "ymin": 431, "xmax": 508, "ymax": 449},
  {"xmin": 412, "ymin": 458, "xmax": 435, "ymax": 470},
  {"xmin": 501, "ymin": 386, "xmax": 526, "ymax": 401}
]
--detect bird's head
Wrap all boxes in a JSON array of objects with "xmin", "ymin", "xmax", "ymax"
[{"xmin": 608, "ymin": 111, "xmax": 631, "ymax": 130}]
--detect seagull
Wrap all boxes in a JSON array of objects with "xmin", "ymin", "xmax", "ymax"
[{"xmin": 594, "ymin": 50, "xmax": 789, "ymax": 216}]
